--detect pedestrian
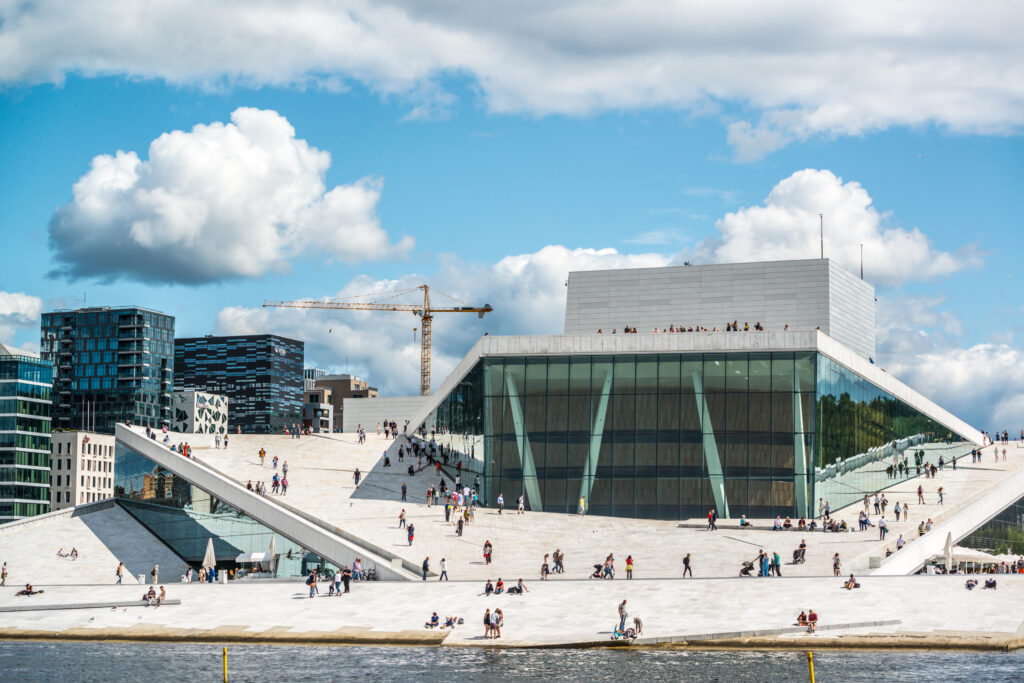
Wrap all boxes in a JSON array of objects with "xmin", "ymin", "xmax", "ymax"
[
  {"xmin": 151, "ymin": 564, "xmax": 159, "ymax": 585},
  {"xmin": 307, "ymin": 570, "xmax": 317, "ymax": 598},
  {"xmin": 917, "ymin": 485, "xmax": 924, "ymax": 505},
  {"xmin": 401, "ymin": 482, "xmax": 407, "ymax": 502},
  {"xmin": 772, "ymin": 550, "xmax": 781, "ymax": 577},
  {"xmin": 282, "ymin": 460, "xmax": 288, "ymax": 477},
  {"xmin": 399, "ymin": 509, "xmax": 406, "ymax": 528},
  {"xmin": 115, "ymin": 562, "xmax": 124, "ymax": 585},
  {"xmin": 223, "ymin": 434, "xmax": 229, "ymax": 449},
  {"xmin": 517, "ymin": 495, "xmax": 525, "ymax": 514},
  {"xmin": 707, "ymin": 509, "xmax": 718, "ymax": 531},
  {"xmin": 626, "ymin": 555, "xmax": 634, "ymax": 579},
  {"xmin": 273, "ymin": 455, "xmax": 278, "ymax": 470},
  {"xmin": 408, "ymin": 523, "xmax": 415, "ymax": 546},
  {"xmin": 439, "ymin": 557, "xmax": 448, "ymax": 581},
  {"xmin": 833, "ymin": 553, "xmax": 841, "ymax": 577},
  {"xmin": 422, "ymin": 556, "xmax": 430, "ymax": 581},
  {"xmin": 353, "ymin": 468, "xmax": 361, "ymax": 487},
  {"xmin": 259, "ymin": 448, "xmax": 265, "ymax": 466},
  {"xmin": 541, "ymin": 554, "xmax": 550, "ymax": 580},
  {"xmin": 1, "ymin": 561, "xmax": 6, "ymax": 586},
  {"xmin": 497, "ymin": 493, "xmax": 504, "ymax": 514},
  {"xmin": 938, "ymin": 487, "xmax": 944, "ymax": 505},
  {"xmin": 683, "ymin": 553, "xmax": 693, "ymax": 577},
  {"xmin": 456, "ymin": 517, "xmax": 464, "ymax": 536},
  {"xmin": 618, "ymin": 600, "xmax": 628, "ymax": 632},
  {"xmin": 484, "ymin": 608, "xmax": 492, "ymax": 639},
  {"xmin": 484, "ymin": 540, "xmax": 493, "ymax": 564},
  {"xmin": 342, "ymin": 565, "xmax": 352, "ymax": 593}
]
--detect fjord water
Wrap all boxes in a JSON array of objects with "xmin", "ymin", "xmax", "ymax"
[{"xmin": 2, "ymin": 642, "xmax": 1023, "ymax": 682}]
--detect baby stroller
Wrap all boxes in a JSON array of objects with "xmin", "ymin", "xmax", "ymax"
[
  {"xmin": 792, "ymin": 547, "xmax": 806, "ymax": 564},
  {"xmin": 739, "ymin": 560, "xmax": 754, "ymax": 576},
  {"xmin": 589, "ymin": 564, "xmax": 603, "ymax": 579},
  {"xmin": 611, "ymin": 624, "xmax": 637, "ymax": 640}
]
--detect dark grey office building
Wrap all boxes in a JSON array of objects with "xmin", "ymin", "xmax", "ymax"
[
  {"xmin": 40, "ymin": 307, "xmax": 174, "ymax": 433},
  {"xmin": 174, "ymin": 335, "xmax": 303, "ymax": 434}
]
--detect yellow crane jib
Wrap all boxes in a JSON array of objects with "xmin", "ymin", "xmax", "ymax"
[{"xmin": 262, "ymin": 284, "xmax": 492, "ymax": 396}]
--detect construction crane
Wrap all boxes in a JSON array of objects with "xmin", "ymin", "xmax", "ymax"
[{"xmin": 263, "ymin": 285, "xmax": 492, "ymax": 396}]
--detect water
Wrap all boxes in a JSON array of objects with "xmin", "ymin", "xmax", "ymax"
[{"xmin": 1, "ymin": 642, "xmax": 1022, "ymax": 682}]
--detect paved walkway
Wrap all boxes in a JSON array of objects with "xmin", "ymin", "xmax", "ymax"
[
  {"xmin": 0, "ymin": 502, "xmax": 188, "ymax": 586},
  {"xmin": 177, "ymin": 431, "xmax": 1024, "ymax": 580},
  {"xmin": 1, "ymin": 575, "xmax": 1022, "ymax": 648}
]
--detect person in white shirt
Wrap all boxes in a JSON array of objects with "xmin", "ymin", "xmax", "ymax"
[{"xmin": 439, "ymin": 558, "xmax": 449, "ymax": 581}]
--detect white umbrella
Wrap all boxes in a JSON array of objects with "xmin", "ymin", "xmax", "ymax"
[
  {"xmin": 943, "ymin": 532, "xmax": 954, "ymax": 573},
  {"xmin": 267, "ymin": 535, "xmax": 277, "ymax": 576},
  {"xmin": 202, "ymin": 537, "xmax": 216, "ymax": 571}
]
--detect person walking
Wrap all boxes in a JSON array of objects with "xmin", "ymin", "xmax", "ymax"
[
  {"xmin": 307, "ymin": 570, "xmax": 317, "ymax": 598},
  {"xmin": 497, "ymin": 493, "xmax": 504, "ymax": 514},
  {"xmin": 832, "ymin": 553, "xmax": 841, "ymax": 577},
  {"xmin": 422, "ymin": 556, "xmax": 430, "ymax": 581},
  {"xmin": 282, "ymin": 460, "xmax": 288, "ymax": 478},
  {"xmin": 683, "ymin": 553, "xmax": 693, "ymax": 577},
  {"xmin": 1, "ymin": 561, "xmax": 6, "ymax": 587},
  {"xmin": 626, "ymin": 555, "xmax": 634, "ymax": 580},
  {"xmin": 151, "ymin": 564, "xmax": 159, "ymax": 585},
  {"xmin": 517, "ymin": 495, "xmax": 525, "ymax": 514},
  {"xmin": 439, "ymin": 558, "xmax": 448, "ymax": 581},
  {"xmin": 399, "ymin": 509, "xmax": 406, "ymax": 528},
  {"xmin": 401, "ymin": 482, "xmax": 407, "ymax": 502},
  {"xmin": 259, "ymin": 448, "xmax": 266, "ymax": 466},
  {"xmin": 772, "ymin": 551, "xmax": 781, "ymax": 577},
  {"xmin": 407, "ymin": 523, "xmax": 415, "ymax": 546},
  {"xmin": 115, "ymin": 562, "xmax": 124, "ymax": 585},
  {"xmin": 938, "ymin": 487, "xmax": 944, "ymax": 505},
  {"xmin": 483, "ymin": 540, "xmax": 493, "ymax": 565},
  {"xmin": 707, "ymin": 509, "xmax": 718, "ymax": 531},
  {"xmin": 917, "ymin": 485, "xmax": 924, "ymax": 505},
  {"xmin": 353, "ymin": 468, "xmax": 361, "ymax": 488}
]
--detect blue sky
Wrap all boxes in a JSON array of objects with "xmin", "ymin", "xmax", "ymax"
[{"xmin": 1, "ymin": 1, "xmax": 1022, "ymax": 427}]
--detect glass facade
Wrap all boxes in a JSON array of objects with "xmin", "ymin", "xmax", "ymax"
[
  {"xmin": 427, "ymin": 351, "xmax": 974, "ymax": 519},
  {"xmin": 114, "ymin": 444, "xmax": 329, "ymax": 576},
  {"xmin": 0, "ymin": 349, "xmax": 52, "ymax": 522},
  {"xmin": 175, "ymin": 335, "xmax": 303, "ymax": 434},
  {"xmin": 40, "ymin": 307, "xmax": 175, "ymax": 433},
  {"xmin": 960, "ymin": 493, "xmax": 1024, "ymax": 556}
]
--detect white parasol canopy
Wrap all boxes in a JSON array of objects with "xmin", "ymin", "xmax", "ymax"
[{"xmin": 202, "ymin": 537, "xmax": 216, "ymax": 570}]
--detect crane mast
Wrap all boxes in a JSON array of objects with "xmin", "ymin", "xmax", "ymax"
[{"xmin": 263, "ymin": 284, "xmax": 492, "ymax": 396}]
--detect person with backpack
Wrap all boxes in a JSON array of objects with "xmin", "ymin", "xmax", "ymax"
[{"xmin": 306, "ymin": 570, "xmax": 317, "ymax": 598}]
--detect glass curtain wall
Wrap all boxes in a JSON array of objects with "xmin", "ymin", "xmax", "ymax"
[
  {"xmin": 114, "ymin": 444, "xmax": 326, "ymax": 577},
  {"xmin": 959, "ymin": 493, "xmax": 1024, "ymax": 556},
  {"xmin": 815, "ymin": 356, "xmax": 974, "ymax": 511},
  {"xmin": 427, "ymin": 351, "xmax": 976, "ymax": 520}
]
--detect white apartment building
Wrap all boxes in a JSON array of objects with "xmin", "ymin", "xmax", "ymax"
[{"xmin": 50, "ymin": 431, "xmax": 115, "ymax": 509}]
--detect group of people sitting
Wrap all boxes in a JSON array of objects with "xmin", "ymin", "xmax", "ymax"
[
  {"xmin": 425, "ymin": 612, "xmax": 462, "ymax": 629},
  {"xmin": 143, "ymin": 585, "xmax": 167, "ymax": 606},
  {"xmin": 756, "ymin": 516, "xmax": 819, "ymax": 532},
  {"xmin": 796, "ymin": 609, "xmax": 820, "ymax": 632},
  {"xmin": 964, "ymin": 578, "xmax": 998, "ymax": 590},
  {"xmin": 56, "ymin": 547, "xmax": 79, "ymax": 560},
  {"xmin": 483, "ymin": 578, "xmax": 528, "ymax": 595}
]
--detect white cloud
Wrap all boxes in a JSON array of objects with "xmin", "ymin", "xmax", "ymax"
[
  {"xmin": 872, "ymin": 296, "xmax": 1021, "ymax": 430},
  {"xmin": 0, "ymin": 291, "xmax": 43, "ymax": 344},
  {"xmin": 696, "ymin": 169, "xmax": 980, "ymax": 286},
  {"xmin": 48, "ymin": 107, "xmax": 413, "ymax": 284},
  {"xmin": 3, "ymin": 2, "xmax": 1022, "ymax": 158},
  {"xmin": 216, "ymin": 245, "xmax": 670, "ymax": 395}
]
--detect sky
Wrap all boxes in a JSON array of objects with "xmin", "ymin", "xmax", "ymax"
[{"xmin": 1, "ymin": 1, "xmax": 1022, "ymax": 429}]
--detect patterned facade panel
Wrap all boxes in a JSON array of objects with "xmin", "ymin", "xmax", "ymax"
[{"xmin": 172, "ymin": 390, "xmax": 229, "ymax": 434}]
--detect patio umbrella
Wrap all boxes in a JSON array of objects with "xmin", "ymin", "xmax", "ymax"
[
  {"xmin": 267, "ymin": 535, "xmax": 277, "ymax": 576},
  {"xmin": 943, "ymin": 532, "xmax": 954, "ymax": 572},
  {"xmin": 202, "ymin": 537, "xmax": 216, "ymax": 571}
]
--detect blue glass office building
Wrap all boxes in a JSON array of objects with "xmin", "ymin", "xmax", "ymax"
[
  {"xmin": 174, "ymin": 335, "xmax": 304, "ymax": 434},
  {"xmin": 40, "ymin": 307, "xmax": 175, "ymax": 433},
  {"xmin": 0, "ymin": 345, "xmax": 53, "ymax": 522}
]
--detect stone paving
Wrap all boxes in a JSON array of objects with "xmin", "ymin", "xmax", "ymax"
[
  {"xmin": 181, "ymin": 431, "xmax": 1024, "ymax": 581},
  {"xmin": 0, "ymin": 503, "xmax": 188, "ymax": 586},
  {"xmin": 1, "ymin": 575, "xmax": 1022, "ymax": 648}
]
